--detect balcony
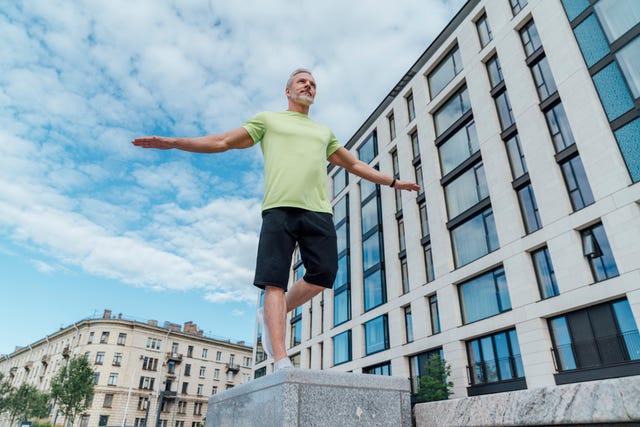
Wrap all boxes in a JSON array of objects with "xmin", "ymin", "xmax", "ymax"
[
  {"xmin": 226, "ymin": 363, "xmax": 240, "ymax": 373},
  {"xmin": 24, "ymin": 361, "xmax": 33, "ymax": 371},
  {"xmin": 62, "ymin": 346, "xmax": 71, "ymax": 358},
  {"xmin": 166, "ymin": 352, "xmax": 183, "ymax": 362},
  {"xmin": 41, "ymin": 355, "xmax": 50, "ymax": 365},
  {"xmin": 552, "ymin": 331, "xmax": 640, "ymax": 385},
  {"xmin": 9, "ymin": 367, "xmax": 17, "ymax": 377}
]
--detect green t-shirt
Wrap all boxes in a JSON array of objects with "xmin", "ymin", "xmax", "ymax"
[{"xmin": 242, "ymin": 111, "xmax": 341, "ymax": 213}]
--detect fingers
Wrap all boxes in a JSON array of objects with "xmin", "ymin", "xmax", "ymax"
[{"xmin": 131, "ymin": 136, "xmax": 169, "ymax": 149}]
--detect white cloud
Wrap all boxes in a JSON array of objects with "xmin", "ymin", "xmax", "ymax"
[{"xmin": 0, "ymin": 0, "xmax": 465, "ymax": 305}]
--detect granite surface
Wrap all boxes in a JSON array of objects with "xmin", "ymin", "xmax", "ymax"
[
  {"xmin": 414, "ymin": 375, "xmax": 640, "ymax": 426},
  {"xmin": 206, "ymin": 368, "xmax": 411, "ymax": 427}
]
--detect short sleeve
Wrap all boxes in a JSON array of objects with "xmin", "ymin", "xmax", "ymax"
[
  {"xmin": 326, "ymin": 131, "xmax": 341, "ymax": 158},
  {"xmin": 242, "ymin": 112, "xmax": 268, "ymax": 145}
]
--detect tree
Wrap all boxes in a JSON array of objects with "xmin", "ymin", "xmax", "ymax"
[
  {"xmin": 50, "ymin": 355, "xmax": 94, "ymax": 426},
  {"xmin": 415, "ymin": 354, "xmax": 453, "ymax": 402},
  {"xmin": 5, "ymin": 384, "xmax": 50, "ymax": 425},
  {"xmin": 0, "ymin": 372, "xmax": 13, "ymax": 416}
]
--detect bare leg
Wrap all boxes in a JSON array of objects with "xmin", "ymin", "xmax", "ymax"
[
  {"xmin": 264, "ymin": 286, "xmax": 288, "ymax": 362},
  {"xmin": 286, "ymin": 278, "xmax": 325, "ymax": 313}
]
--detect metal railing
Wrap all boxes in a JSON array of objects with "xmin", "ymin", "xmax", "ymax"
[
  {"xmin": 465, "ymin": 355, "xmax": 524, "ymax": 386},
  {"xmin": 551, "ymin": 330, "xmax": 640, "ymax": 372}
]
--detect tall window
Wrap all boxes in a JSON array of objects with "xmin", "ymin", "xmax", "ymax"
[
  {"xmin": 388, "ymin": 112, "xmax": 396, "ymax": 140},
  {"xmin": 451, "ymin": 208, "xmax": 499, "ymax": 267},
  {"xmin": 102, "ymin": 393, "xmax": 113, "ymax": 408},
  {"xmin": 434, "ymin": 86, "xmax": 471, "ymax": 136},
  {"xmin": 520, "ymin": 20, "xmax": 541, "ymax": 56},
  {"xmin": 333, "ymin": 168, "xmax": 347, "ymax": 197},
  {"xmin": 95, "ymin": 352, "xmax": 104, "ymax": 365},
  {"xmin": 467, "ymin": 329, "xmax": 525, "ymax": 388},
  {"xmin": 406, "ymin": 92, "xmax": 416, "ymax": 122},
  {"xmin": 545, "ymin": 103, "xmax": 575, "ymax": 152},
  {"xmin": 404, "ymin": 306, "xmax": 414, "ymax": 343},
  {"xmin": 517, "ymin": 183, "xmax": 542, "ymax": 234},
  {"xmin": 438, "ymin": 121, "xmax": 479, "ymax": 175},
  {"xmin": 486, "ymin": 55, "xmax": 503, "ymax": 89},
  {"xmin": 108, "ymin": 373, "xmax": 118, "ymax": 386},
  {"xmin": 333, "ymin": 330, "xmax": 352, "ymax": 366},
  {"xmin": 391, "ymin": 150, "xmax": 402, "ymax": 212},
  {"xmin": 334, "ymin": 195, "xmax": 351, "ymax": 326},
  {"xmin": 410, "ymin": 131, "xmax": 424, "ymax": 196},
  {"xmin": 290, "ymin": 307, "xmax": 302, "ymax": 347},
  {"xmin": 510, "ymin": 0, "xmax": 528, "ymax": 15},
  {"xmin": 429, "ymin": 294, "xmax": 441, "ymax": 334},
  {"xmin": 530, "ymin": 56, "xmax": 558, "ymax": 100},
  {"xmin": 424, "ymin": 244, "xmax": 435, "ymax": 283},
  {"xmin": 100, "ymin": 331, "xmax": 109, "ymax": 344},
  {"xmin": 561, "ymin": 155, "xmax": 595, "ymax": 211},
  {"xmin": 364, "ymin": 315, "xmax": 389, "ymax": 355},
  {"xmin": 476, "ymin": 13, "xmax": 493, "ymax": 48},
  {"xmin": 117, "ymin": 333, "xmax": 126, "ymax": 345},
  {"xmin": 358, "ymin": 131, "xmax": 378, "ymax": 164},
  {"xmin": 444, "ymin": 162, "xmax": 489, "ymax": 219},
  {"xmin": 550, "ymin": 299, "xmax": 639, "ymax": 376},
  {"xmin": 428, "ymin": 45, "xmax": 463, "ymax": 98},
  {"xmin": 400, "ymin": 257, "xmax": 410, "ymax": 294},
  {"xmin": 531, "ymin": 246, "xmax": 559, "ymax": 299},
  {"xmin": 113, "ymin": 353, "xmax": 123, "ymax": 367},
  {"xmin": 581, "ymin": 223, "xmax": 619, "ymax": 282},
  {"xmin": 361, "ymin": 174, "xmax": 386, "ymax": 312},
  {"xmin": 505, "ymin": 135, "xmax": 527, "ymax": 179},
  {"xmin": 459, "ymin": 267, "xmax": 511, "ymax": 323}
]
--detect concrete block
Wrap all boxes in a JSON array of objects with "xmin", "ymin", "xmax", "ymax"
[{"xmin": 206, "ymin": 368, "xmax": 411, "ymax": 427}]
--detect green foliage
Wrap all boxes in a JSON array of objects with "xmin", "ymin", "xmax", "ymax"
[
  {"xmin": 0, "ymin": 372, "xmax": 12, "ymax": 415},
  {"xmin": 3, "ymin": 383, "xmax": 50, "ymax": 425},
  {"xmin": 50, "ymin": 355, "xmax": 94, "ymax": 425},
  {"xmin": 415, "ymin": 354, "xmax": 453, "ymax": 402}
]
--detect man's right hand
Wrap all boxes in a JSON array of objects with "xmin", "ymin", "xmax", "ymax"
[{"xmin": 131, "ymin": 136, "xmax": 176, "ymax": 150}]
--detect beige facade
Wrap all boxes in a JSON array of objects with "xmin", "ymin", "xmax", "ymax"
[
  {"xmin": 0, "ymin": 309, "xmax": 253, "ymax": 427},
  {"xmin": 253, "ymin": 0, "xmax": 640, "ymax": 400}
]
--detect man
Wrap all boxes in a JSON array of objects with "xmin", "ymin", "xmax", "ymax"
[{"xmin": 132, "ymin": 68, "xmax": 419, "ymax": 371}]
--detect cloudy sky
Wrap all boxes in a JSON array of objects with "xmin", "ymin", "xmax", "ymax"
[{"xmin": 0, "ymin": 0, "xmax": 465, "ymax": 354}]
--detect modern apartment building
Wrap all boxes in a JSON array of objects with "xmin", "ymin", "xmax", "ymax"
[
  {"xmin": 253, "ymin": 0, "xmax": 640, "ymax": 399},
  {"xmin": 0, "ymin": 309, "xmax": 253, "ymax": 427}
]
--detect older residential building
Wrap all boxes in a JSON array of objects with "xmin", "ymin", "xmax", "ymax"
[
  {"xmin": 0, "ymin": 309, "xmax": 252, "ymax": 427},
  {"xmin": 253, "ymin": 0, "xmax": 640, "ymax": 400}
]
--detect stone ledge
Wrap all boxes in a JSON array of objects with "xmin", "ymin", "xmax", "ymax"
[
  {"xmin": 414, "ymin": 375, "xmax": 640, "ymax": 426},
  {"xmin": 206, "ymin": 368, "xmax": 411, "ymax": 427}
]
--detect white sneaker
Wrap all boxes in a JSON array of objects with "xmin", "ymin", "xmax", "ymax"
[
  {"xmin": 274, "ymin": 357, "xmax": 293, "ymax": 371},
  {"xmin": 257, "ymin": 308, "xmax": 274, "ymax": 359}
]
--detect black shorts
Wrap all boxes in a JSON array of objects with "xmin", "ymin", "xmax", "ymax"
[{"xmin": 254, "ymin": 207, "xmax": 338, "ymax": 291}]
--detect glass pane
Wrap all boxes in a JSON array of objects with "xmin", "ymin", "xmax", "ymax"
[
  {"xmin": 445, "ymin": 163, "xmax": 488, "ymax": 218},
  {"xmin": 477, "ymin": 14, "xmax": 493, "ymax": 48},
  {"xmin": 333, "ymin": 196, "xmax": 348, "ymax": 224},
  {"xmin": 505, "ymin": 134, "xmax": 527, "ymax": 178},
  {"xmin": 495, "ymin": 91, "xmax": 515, "ymax": 130},
  {"xmin": 573, "ymin": 14, "xmax": 611, "ymax": 67},
  {"xmin": 495, "ymin": 270, "xmax": 512, "ymax": 312},
  {"xmin": 333, "ymin": 169, "xmax": 347, "ymax": 197},
  {"xmin": 612, "ymin": 300, "xmax": 640, "ymax": 360},
  {"xmin": 517, "ymin": 184, "xmax": 542, "ymax": 233},
  {"xmin": 614, "ymin": 118, "xmax": 640, "ymax": 183},
  {"xmin": 532, "ymin": 247, "xmax": 559, "ymax": 298},
  {"xmin": 468, "ymin": 340, "xmax": 484, "ymax": 384},
  {"xmin": 486, "ymin": 56, "xmax": 504, "ymax": 88},
  {"xmin": 480, "ymin": 337, "xmax": 498, "ymax": 382},
  {"xmin": 358, "ymin": 133, "xmax": 377, "ymax": 163},
  {"xmin": 592, "ymin": 61, "xmax": 635, "ymax": 121},
  {"xmin": 562, "ymin": 156, "xmax": 594, "ymax": 211},
  {"xmin": 549, "ymin": 317, "xmax": 577, "ymax": 370},
  {"xmin": 429, "ymin": 46, "xmax": 463, "ymax": 97},
  {"xmin": 405, "ymin": 307, "xmax": 414, "ymax": 342},
  {"xmin": 430, "ymin": 295, "xmax": 441, "ymax": 334},
  {"xmin": 594, "ymin": 0, "xmax": 640, "ymax": 42},
  {"xmin": 591, "ymin": 223, "xmax": 619, "ymax": 280},
  {"xmin": 360, "ymin": 177, "xmax": 377, "ymax": 201},
  {"xmin": 545, "ymin": 103, "xmax": 575, "ymax": 152},
  {"xmin": 434, "ymin": 87, "xmax": 471, "ymax": 135},
  {"xmin": 452, "ymin": 209, "xmax": 498, "ymax": 267},
  {"xmin": 460, "ymin": 268, "xmax": 507, "ymax": 323},
  {"xmin": 364, "ymin": 269, "xmax": 385, "ymax": 311},
  {"xmin": 561, "ymin": 0, "xmax": 590, "ymax": 21},
  {"xmin": 363, "ymin": 232, "xmax": 381, "ymax": 271},
  {"xmin": 336, "ymin": 222, "xmax": 348, "ymax": 254},
  {"xmin": 334, "ymin": 289, "xmax": 350, "ymax": 325},
  {"xmin": 531, "ymin": 56, "xmax": 557, "ymax": 100},
  {"xmin": 521, "ymin": 21, "xmax": 542, "ymax": 56},
  {"xmin": 419, "ymin": 203, "xmax": 430, "ymax": 237},
  {"xmin": 361, "ymin": 198, "xmax": 379, "ymax": 233},
  {"xmin": 439, "ymin": 121, "xmax": 479, "ymax": 175},
  {"xmin": 334, "ymin": 255, "xmax": 349, "ymax": 289},
  {"xmin": 616, "ymin": 36, "xmax": 640, "ymax": 99},
  {"xmin": 398, "ymin": 219, "xmax": 406, "ymax": 252},
  {"xmin": 508, "ymin": 330, "xmax": 525, "ymax": 378},
  {"xmin": 365, "ymin": 316, "xmax": 388, "ymax": 354},
  {"xmin": 494, "ymin": 332, "xmax": 513, "ymax": 380},
  {"xmin": 333, "ymin": 331, "xmax": 351, "ymax": 364}
]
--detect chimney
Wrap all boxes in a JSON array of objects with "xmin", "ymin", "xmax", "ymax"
[
  {"xmin": 148, "ymin": 320, "xmax": 158, "ymax": 327},
  {"xmin": 103, "ymin": 309, "xmax": 112, "ymax": 319}
]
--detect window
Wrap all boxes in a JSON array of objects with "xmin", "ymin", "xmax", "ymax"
[
  {"xmin": 388, "ymin": 112, "xmax": 396, "ymax": 140},
  {"xmin": 410, "ymin": 130, "xmax": 420, "ymax": 160},
  {"xmin": 397, "ymin": 218, "xmax": 406, "ymax": 253},
  {"xmin": 214, "ymin": 369, "xmax": 220, "ymax": 380},
  {"xmin": 438, "ymin": 120, "xmax": 479, "ymax": 175},
  {"xmin": 459, "ymin": 267, "xmax": 511, "ymax": 324},
  {"xmin": 139, "ymin": 376, "xmax": 155, "ymax": 390},
  {"xmin": 184, "ymin": 364, "xmax": 191, "ymax": 376},
  {"xmin": 530, "ymin": 56, "xmax": 557, "ymax": 101},
  {"xmin": 444, "ymin": 162, "xmax": 489, "ymax": 219},
  {"xmin": 334, "ymin": 281, "xmax": 351, "ymax": 326},
  {"xmin": 358, "ymin": 131, "xmax": 378, "ymax": 164},
  {"xmin": 424, "ymin": 244, "xmax": 435, "ymax": 283},
  {"xmin": 364, "ymin": 269, "xmax": 386, "ymax": 312},
  {"xmin": 333, "ymin": 330, "xmax": 352, "ymax": 366},
  {"xmin": 181, "ymin": 382, "xmax": 189, "ymax": 394},
  {"xmin": 428, "ymin": 45, "xmax": 463, "ymax": 97},
  {"xmin": 494, "ymin": 91, "xmax": 515, "ymax": 130},
  {"xmin": 561, "ymin": 155, "xmax": 595, "ymax": 211},
  {"xmin": 197, "ymin": 384, "xmax": 204, "ymax": 396},
  {"xmin": 99, "ymin": 416, "xmax": 109, "ymax": 427},
  {"xmin": 212, "ymin": 386, "xmax": 218, "ymax": 395},
  {"xmin": 142, "ymin": 357, "xmax": 158, "ymax": 371},
  {"xmin": 199, "ymin": 366, "xmax": 206, "ymax": 378},
  {"xmin": 334, "ymin": 196, "xmax": 350, "ymax": 328},
  {"xmin": 581, "ymin": 223, "xmax": 619, "ymax": 282},
  {"xmin": 100, "ymin": 331, "xmax": 109, "ymax": 344},
  {"xmin": 93, "ymin": 372, "xmax": 100, "ymax": 385},
  {"xmin": 531, "ymin": 247, "xmax": 559, "ymax": 299},
  {"xmin": 505, "ymin": 134, "xmax": 527, "ymax": 179},
  {"xmin": 409, "ymin": 348, "xmax": 444, "ymax": 396},
  {"xmin": 171, "ymin": 342, "xmax": 179, "ymax": 354},
  {"xmin": 365, "ymin": 315, "xmax": 389, "ymax": 355},
  {"xmin": 103, "ymin": 394, "xmax": 113, "ymax": 408},
  {"xmin": 520, "ymin": 20, "xmax": 541, "ymax": 57},
  {"xmin": 117, "ymin": 333, "xmax": 126, "ymax": 346},
  {"xmin": 545, "ymin": 103, "xmax": 575, "ymax": 152},
  {"xmin": 194, "ymin": 402, "xmax": 203, "ymax": 416},
  {"xmin": 108, "ymin": 373, "xmax": 118, "ymax": 386},
  {"xmin": 290, "ymin": 314, "xmax": 302, "ymax": 347},
  {"xmin": 550, "ymin": 299, "xmax": 640, "ymax": 376},
  {"xmin": 510, "ymin": 0, "xmax": 528, "ymax": 15},
  {"xmin": 486, "ymin": 55, "xmax": 503, "ymax": 88},
  {"xmin": 95, "ymin": 352, "xmax": 104, "ymax": 365},
  {"xmin": 202, "ymin": 348, "xmax": 208, "ymax": 359},
  {"xmin": 391, "ymin": 150, "xmax": 402, "ymax": 212},
  {"xmin": 414, "ymin": 163, "xmax": 424, "ymax": 197},
  {"xmin": 517, "ymin": 183, "xmax": 542, "ymax": 234},
  {"xmin": 476, "ymin": 13, "xmax": 493, "ymax": 48},
  {"xmin": 434, "ymin": 86, "xmax": 471, "ymax": 135},
  {"xmin": 88, "ymin": 332, "xmax": 94, "ymax": 344},
  {"xmin": 594, "ymin": 0, "xmax": 640, "ymax": 43},
  {"xmin": 451, "ymin": 208, "xmax": 499, "ymax": 267},
  {"xmin": 216, "ymin": 351, "xmax": 222, "ymax": 362},
  {"xmin": 147, "ymin": 337, "xmax": 162, "ymax": 350},
  {"xmin": 112, "ymin": 353, "xmax": 122, "ymax": 367},
  {"xmin": 363, "ymin": 362, "xmax": 392, "ymax": 376},
  {"xmin": 363, "ymin": 232, "xmax": 382, "ymax": 271},
  {"xmin": 400, "ymin": 257, "xmax": 409, "ymax": 294},
  {"xmin": 418, "ymin": 202, "xmax": 430, "ymax": 238},
  {"xmin": 429, "ymin": 294, "xmax": 441, "ymax": 334},
  {"xmin": 404, "ymin": 306, "xmax": 414, "ymax": 343},
  {"xmin": 137, "ymin": 396, "xmax": 149, "ymax": 411},
  {"xmin": 187, "ymin": 346, "xmax": 193, "ymax": 358},
  {"xmin": 467, "ymin": 329, "xmax": 525, "ymax": 387},
  {"xmin": 361, "ymin": 179, "xmax": 386, "ymax": 312},
  {"xmin": 333, "ymin": 168, "xmax": 347, "ymax": 197},
  {"xmin": 406, "ymin": 92, "xmax": 416, "ymax": 122}
]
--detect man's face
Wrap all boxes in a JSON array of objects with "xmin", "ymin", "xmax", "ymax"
[{"xmin": 286, "ymin": 72, "xmax": 316, "ymax": 106}]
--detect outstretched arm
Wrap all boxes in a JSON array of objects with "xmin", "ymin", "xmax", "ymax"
[
  {"xmin": 328, "ymin": 147, "xmax": 420, "ymax": 191},
  {"xmin": 131, "ymin": 127, "xmax": 254, "ymax": 153}
]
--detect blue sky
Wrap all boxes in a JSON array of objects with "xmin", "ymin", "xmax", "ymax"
[{"xmin": 0, "ymin": 0, "xmax": 464, "ymax": 355}]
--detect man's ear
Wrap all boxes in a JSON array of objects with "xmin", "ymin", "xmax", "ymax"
[{"xmin": 285, "ymin": 87, "xmax": 291, "ymax": 97}]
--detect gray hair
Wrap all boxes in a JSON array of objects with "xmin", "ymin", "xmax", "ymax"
[{"xmin": 286, "ymin": 68, "xmax": 314, "ymax": 88}]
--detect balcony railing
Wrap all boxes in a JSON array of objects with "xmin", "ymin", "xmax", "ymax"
[
  {"xmin": 466, "ymin": 355, "xmax": 524, "ymax": 386},
  {"xmin": 551, "ymin": 330, "xmax": 640, "ymax": 372},
  {"xmin": 166, "ymin": 352, "xmax": 183, "ymax": 362},
  {"xmin": 226, "ymin": 363, "xmax": 240, "ymax": 372}
]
